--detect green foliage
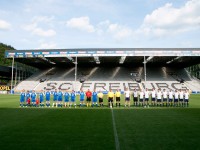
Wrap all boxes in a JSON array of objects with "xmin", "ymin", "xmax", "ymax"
[{"xmin": 0, "ymin": 43, "xmax": 15, "ymax": 66}]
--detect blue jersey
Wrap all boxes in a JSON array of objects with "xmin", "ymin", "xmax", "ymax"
[
  {"xmin": 26, "ymin": 93, "xmax": 31, "ymax": 100},
  {"xmin": 53, "ymin": 91, "xmax": 58, "ymax": 101},
  {"xmin": 31, "ymin": 92, "xmax": 37, "ymax": 102},
  {"xmin": 80, "ymin": 92, "xmax": 85, "ymax": 101},
  {"xmin": 64, "ymin": 92, "xmax": 70, "ymax": 102},
  {"xmin": 57, "ymin": 91, "xmax": 63, "ymax": 101},
  {"xmin": 92, "ymin": 92, "xmax": 98, "ymax": 102},
  {"xmin": 45, "ymin": 91, "xmax": 51, "ymax": 101},
  {"xmin": 39, "ymin": 93, "xmax": 44, "ymax": 102},
  {"xmin": 20, "ymin": 92, "xmax": 26, "ymax": 102},
  {"xmin": 71, "ymin": 92, "xmax": 76, "ymax": 102}
]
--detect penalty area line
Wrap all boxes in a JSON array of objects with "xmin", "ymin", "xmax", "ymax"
[{"xmin": 111, "ymin": 108, "xmax": 120, "ymax": 150}]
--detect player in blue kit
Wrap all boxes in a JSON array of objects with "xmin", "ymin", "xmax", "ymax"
[
  {"xmin": 20, "ymin": 89, "xmax": 26, "ymax": 107},
  {"xmin": 39, "ymin": 90, "xmax": 45, "ymax": 107},
  {"xmin": 79, "ymin": 89, "xmax": 85, "ymax": 107},
  {"xmin": 26, "ymin": 90, "xmax": 31, "ymax": 107},
  {"xmin": 64, "ymin": 90, "xmax": 70, "ymax": 107},
  {"xmin": 57, "ymin": 89, "xmax": 63, "ymax": 107},
  {"xmin": 45, "ymin": 90, "xmax": 51, "ymax": 107},
  {"xmin": 70, "ymin": 90, "xmax": 76, "ymax": 108},
  {"xmin": 92, "ymin": 90, "xmax": 98, "ymax": 107},
  {"xmin": 52, "ymin": 89, "xmax": 58, "ymax": 107},
  {"xmin": 31, "ymin": 90, "xmax": 37, "ymax": 107}
]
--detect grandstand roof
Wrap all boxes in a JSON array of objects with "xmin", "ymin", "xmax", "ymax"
[{"xmin": 5, "ymin": 48, "xmax": 200, "ymax": 69}]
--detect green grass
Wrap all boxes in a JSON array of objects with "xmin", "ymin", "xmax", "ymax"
[{"xmin": 0, "ymin": 94, "xmax": 200, "ymax": 150}]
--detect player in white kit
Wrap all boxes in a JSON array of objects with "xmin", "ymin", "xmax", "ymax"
[
  {"xmin": 168, "ymin": 89, "xmax": 174, "ymax": 107},
  {"xmin": 184, "ymin": 89, "xmax": 190, "ymax": 107},
  {"xmin": 179, "ymin": 89, "xmax": 184, "ymax": 107},
  {"xmin": 151, "ymin": 88, "xmax": 156, "ymax": 107},
  {"xmin": 144, "ymin": 88, "xmax": 150, "ymax": 107},
  {"xmin": 174, "ymin": 90, "xmax": 179, "ymax": 107},
  {"xmin": 156, "ymin": 89, "xmax": 162, "ymax": 107},
  {"xmin": 124, "ymin": 88, "xmax": 131, "ymax": 108},
  {"xmin": 139, "ymin": 89, "xmax": 144, "ymax": 107},
  {"xmin": 133, "ymin": 89, "xmax": 138, "ymax": 106},
  {"xmin": 162, "ymin": 89, "xmax": 168, "ymax": 107}
]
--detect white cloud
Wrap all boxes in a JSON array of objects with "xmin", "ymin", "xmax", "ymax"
[
  {"xmin": 23, "ymin": 23, "xmax": 37, "ymax": 31},
  {"xmin": 32, "ymin": 16, "xmax": 55, "ymax": 24},
  {"xmin": 38, "ymin": 41, "xmax": 57, "ymax": 49},
  {"xmin": 23, "ymin": 16, "xmax": 56, "ymax": 37},
  {"xmin": 66, "ymin": 16, "xmax": 95, "ymax": 33},
  {"xmin": 107, "ymin": 23, "xmax": 133, "ymax": 40},
  {"xmin": 138, "ymin": 0, "xmax": 200, "ymax": 37},
  {"xmin": 66, "ymin": 17, "xmax": 133, "ymax": 40},
  {"xmin": 0, "ymin": 19, "xmax": 11, "ymax": 30},
  {"xmin": 96, "ymin": 20, "xmax": 133, "ymax": 40},
  {"xmin": 32, "ymin": 28, "xmax": 56, "ymax": 37}
]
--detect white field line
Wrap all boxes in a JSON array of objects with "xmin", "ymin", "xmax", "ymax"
[{"xmin": 111, "ymin": 108, "xmax": 120, "ymax": 150}]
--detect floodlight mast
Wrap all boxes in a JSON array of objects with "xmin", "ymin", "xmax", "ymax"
[
  {"xmin": 11, "ymin": 56, "xmax": 15, "ymax": 94},
  {"xmin": 74, "ymin": 56, "xmax": 77, "ymax": 91},
  {"xmin": 144, "ymin": 56, "xmax": 146, "ymax": 89}
]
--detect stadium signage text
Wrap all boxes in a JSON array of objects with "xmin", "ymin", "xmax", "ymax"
[
  {"xmin": 44, "ymin": 82, "xmax": 188, "ymax": 91},
  {"xmin": 5, "ymin": 49, "xmax": 200, "ymax": 58},
  {"xmin": 0, "ymin": 85, "xmax": 11, "ymax": 91}
]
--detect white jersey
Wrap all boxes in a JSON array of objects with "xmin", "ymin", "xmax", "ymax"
[
  {"xmin": 174, "ymin": 92, "xmax": 179, "ymax": 99},
  {"xmin": 184, "ymin": 92, "xmax": 189, "ymax": 99},
  {"xmin": 168, "ymin": 91, "xmax": 173, "ymax": 99},
  {"xmin": 151, "ymin": 90, "xmax": 156, "ymax": 98},
  {"xmin": 124, "ymin": 91, "xmax": 130, "ymax": 98},
  {"xmin": 163, "ymin": 91, "xmax": 168, "ymax": 99},
  {"xmin": 139, "ymin": 91, "xmax": 144, "ymax": 99},
  {"xmin": 157, "ymin": 91, "xmax": 162, "ymax": 99},
  {"xmin": 144, "ymin": 91, "xmax": 149, "ymax": 98},
  {"xmin": 133, "ymin": 91, "xmax": 138, "ymax": 97},
  {"xmin": 179, "ymin": 91, "xmax": 184, "ymax": 99}
]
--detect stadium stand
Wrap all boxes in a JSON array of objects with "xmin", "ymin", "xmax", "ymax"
[
  {"xmin": 5, "ymin": 49, "xmax": 199, "ymax": 93},
  {"xmin": 14, "ymin": 66, "xmax": 200, "ymax": 92}
]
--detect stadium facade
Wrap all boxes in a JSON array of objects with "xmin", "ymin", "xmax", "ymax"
[{"xmin": 4, "ymin": 48, "xmax": 200, "ymax": 93}]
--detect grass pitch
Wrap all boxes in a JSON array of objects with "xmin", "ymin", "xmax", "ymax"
[{"xmin": 0, "ymin": 94, "xmax": 200, "ymax": 150}]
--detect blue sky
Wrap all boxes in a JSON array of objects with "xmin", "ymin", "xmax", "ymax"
[{"xmin": 0, "ymin": 0, "xmax": 199, "ymax": 49}]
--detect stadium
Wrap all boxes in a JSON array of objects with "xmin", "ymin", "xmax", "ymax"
[
  {"xmin": 1, "ymin": 0, "xmax": 200, "ymax": 148},
  {"xmin": 0, "ymin": 47, "xmax": 200, "ymax": 149},
  {"xmin": 5, "ymin": 48, "xmax": 200, "ymax": 93}
]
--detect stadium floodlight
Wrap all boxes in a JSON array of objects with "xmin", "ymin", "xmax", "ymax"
[
  {"xmin": 94, "ymin": 56, "xmax": 100, "ymax": 64},
  {"xmin": 40, "ymin": 57, "xmax": 56, "ymax": 65},
  {"xmin": 67, "ymin": 57, "xmax": 74, "ymax": 62},
  {"xmin": 146, "ymin": 56, "xmax": 153, "ymax": 63},
  {"xmin": 119, "ymin": 56, "xmax": 126, "ymax": 64},
  {"xmin": 166, "ymin": 56, "xmax": 182, "ymax": 64},
  {"xmin": 143, "ymin": 56, "xmax": 153, "ymax": 63}
]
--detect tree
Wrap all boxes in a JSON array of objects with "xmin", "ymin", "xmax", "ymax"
[{"xmin": 0, "ymin": 43, "xmax": 15, "ymax": 66}]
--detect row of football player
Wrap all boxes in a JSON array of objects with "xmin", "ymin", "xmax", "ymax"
[{"xmin": 19, "ymin": 88, "xmax": 190, "ymax": 107}]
